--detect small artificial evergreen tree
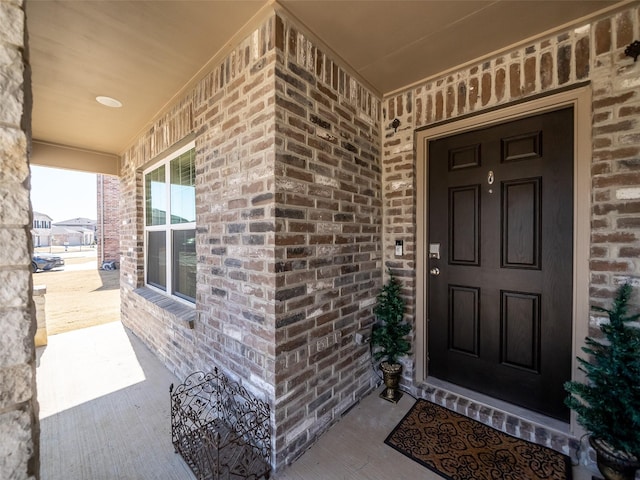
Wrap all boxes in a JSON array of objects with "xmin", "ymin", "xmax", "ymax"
[
  {"xmin": 371, "ymin": 271, "xmax": 411, "ymax": 365},
  {"xmin": 564, "ymin": 283, "xmax": 640, "ymax": 459}
]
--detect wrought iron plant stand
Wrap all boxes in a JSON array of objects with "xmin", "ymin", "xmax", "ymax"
[{"xmin": 170, "ymin": 369, "xmax": 271, "ymax": 480}]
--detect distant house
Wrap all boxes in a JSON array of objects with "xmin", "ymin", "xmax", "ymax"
[
  {"xmin": 50, "ymin": 226, "xmax": 93, "ymax": 246},
  {"xmin": 32, "ymin": 211, "xmax": 53, "ymax": 247},
  {"xmin": 52, "ymin": 217, "xmax": 96, "ymax": 246}
]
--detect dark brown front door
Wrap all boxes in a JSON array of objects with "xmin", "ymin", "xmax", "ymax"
[{"xmin": 427, "ymin": 107, "xmax": 573, "ymax": 421}]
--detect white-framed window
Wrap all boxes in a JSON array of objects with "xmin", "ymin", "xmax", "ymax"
[{"xmin": 143, "ymin": 142, "xmax": 196, "ymax": 303}]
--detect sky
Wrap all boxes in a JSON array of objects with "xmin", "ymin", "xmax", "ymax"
[{"xmin": 30, "ymin": 166, "xmax": 97, "ymax": 223}]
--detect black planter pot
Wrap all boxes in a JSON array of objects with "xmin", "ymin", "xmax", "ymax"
[{"xmin": 590, "ymin": 437, "xmax": 640, "ymax": 480}]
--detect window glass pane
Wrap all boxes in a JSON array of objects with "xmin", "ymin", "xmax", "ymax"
[
  {"xmin": 170, "ymin": 149, "xmax": 195, "ymax": 224},
  {"xmin": 172, "ymin": 229, "xmax": 196, "ymax": 302},
  {"xmin": 147, "ymin": 231, "xmax": 166, "ymax": 290},
  {"xmin": 145, "ymin": 165, "xmax": 166, "ymax": 226}
]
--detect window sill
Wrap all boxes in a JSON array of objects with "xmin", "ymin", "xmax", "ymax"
[{"xmin": 133, "ymin": 287, "xmax": 196, "ymax": 328}]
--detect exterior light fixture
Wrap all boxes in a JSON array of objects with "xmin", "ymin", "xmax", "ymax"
[
  {"xmin": 624, "ymin": 40, "xmax": 640, "ymax": 62},
  {"xmin": 96, "ymin": 96, "xmax": 123, "ymax": 108}
]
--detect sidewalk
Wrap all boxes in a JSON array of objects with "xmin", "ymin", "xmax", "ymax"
[{"xmin": 34, "ymin": 246, "xmax": 98, "ymax": 258}]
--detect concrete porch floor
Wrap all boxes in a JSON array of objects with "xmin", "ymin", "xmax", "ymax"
[
  {"xmin": 37, "ymin": 321, "xmax": 597, "ymax": 479},
  {"xmin": 37, "ymin": 322, "xmax": 194, "ymax": 480}
]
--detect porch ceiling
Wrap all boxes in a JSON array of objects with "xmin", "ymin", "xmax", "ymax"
[{"xmin": 27, "ymin": 0, "xmax": 627, "ymax": 165}]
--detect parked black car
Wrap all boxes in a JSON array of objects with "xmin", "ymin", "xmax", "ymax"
[{"xmin": 32, "ymin": 254, "xmax": 65, "ymax": 273}]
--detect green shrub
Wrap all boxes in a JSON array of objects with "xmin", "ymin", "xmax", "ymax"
[
  {"xmin": 371, "ymin": 272, "xmax": 411, "ymax": 365},
  {"xmin": 564, "ymin": 283, "xmax": 640, "ymax": 458}
]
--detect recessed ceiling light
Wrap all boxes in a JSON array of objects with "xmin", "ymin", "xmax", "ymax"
[{"xmin": 96, "ymin": 96, "xmax": 123, "ymax": 108}]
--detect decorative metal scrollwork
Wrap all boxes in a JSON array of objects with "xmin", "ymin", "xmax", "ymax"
[{"xmin": 170, "ymin": 368, "xmax": 272, "ymax": 479}]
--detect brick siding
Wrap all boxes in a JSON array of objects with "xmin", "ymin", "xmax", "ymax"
[
  {"xmin": 118, "ymin": 2, "xmax": 640, "ymax": 471},
  {"xmin": 0, "ymin": 0, "xmax": 40, "ymax": 478},
  {"xmin": 96, "ymin": 174, "xmax": 120, "ymax": 264},
  {"xmin": 381, "ymin": 4, "xmax": 640, "ymax": 460},
  {"xmin": 273, "ymin": 15, "xmax": 381, "ymax": 465},
  {"xmin": 120, "ymin": 20, "xmax": 277, "ymax": 389},
  {"xmin": 119, "ymin": 11, "xmax": 382, "ymax": 469},
  {"xmin": 383, "ymin": 4, "xmax": 640, "ymax": 318}
]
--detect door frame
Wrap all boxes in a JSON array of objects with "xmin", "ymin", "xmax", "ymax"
[{"xmin": 415, "ymin": 85, "xmax": 591, "ymax": 432}]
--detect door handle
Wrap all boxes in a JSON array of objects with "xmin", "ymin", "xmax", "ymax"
[{"xmin": 430, "ymin": 267, "xmax": 440, "ymax": 276}]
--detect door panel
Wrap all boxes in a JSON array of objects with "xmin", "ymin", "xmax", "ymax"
[
  {"xmin": 501, "ymin": 131, "xmax": 542, "ymax": 162},
  {"xmin": 501, "ymin": 290, "xmax": 540, "ymax": 372},
  {"xmin": 502, "ymin": 178, "xmax": 541, "ymax": 268},
  {"xmin": 449, "ymin": 285, "xmax": 480, "ymax": 356},
  {"xmin": 427, "ymin": 107, "xmax": 573, "ymax": 421},
  {"xmin": 449, "ymin": 185, "xmax": 480, "ymax": 265}
]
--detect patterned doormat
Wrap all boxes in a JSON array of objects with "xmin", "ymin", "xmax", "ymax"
[{"xmin": 385, "ymin": 399, "xmax": 572, "ymax": 480}]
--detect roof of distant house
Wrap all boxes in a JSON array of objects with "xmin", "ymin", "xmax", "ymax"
[
  {"xmin": 51, "ymin": 226, "xmax": 85, "ymax": 235},
  {"xmin": 33, "ymin": 211, "xmax": 53, "ymax": 220},
  {"xmin": 54, "ymin": 217, "xmax": 96, "ymax": 226}
]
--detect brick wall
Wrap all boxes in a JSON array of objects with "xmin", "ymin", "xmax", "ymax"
[
  {"xmin": 192, "ymin": 23, "xmax": 278, "ymax": 394},
  {"xmin": 119, "ymin": 12, "xmax": 281, "ymax": 464},
  {"xmin": 119, "ymin": 10, "xmax": 383, "ymax": 469},
  {"xmin": 119, "ymin": 93, "xmax": 194, "ymax": 377},
  {"xmin": 0, "ymin": 0, "xmax": 40, "ymax": 478},
  {"xmin": 119, "ymin": 3, "xmax": 640, "ymax": 470},
  {"xmin": 96, "ymin": 174, "xmax": 120, "ymax": 265},
  {"xmin": 272, "ymin": 16, "xmax": 382, "ymax": 465},
  {"xmin": 120, "ymin": 20, "xmax": 277, "ymax": 390},
  {"xmin": 380, "ymin": 2, "xmax": 640, "ymax": 459},
  {"xmin": 589, "ymin": 9, "xmax": 640, "ymax": 304},
  {"xmin": 382, "ymin": 4, "xmax": 640, "ymax": 327}
]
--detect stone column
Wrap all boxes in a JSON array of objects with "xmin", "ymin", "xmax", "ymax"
[
  {"xmin": 33, "ymin": 286, "xmax": 47, "ymax": 347},
  {"xmin": 0, "ymin": 0, "xmax": 40, "ymax": 478}
]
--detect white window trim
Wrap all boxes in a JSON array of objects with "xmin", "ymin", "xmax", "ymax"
[{"xmin": 143, "ymin": 141, "xmax": 196, "ymax": 306}]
